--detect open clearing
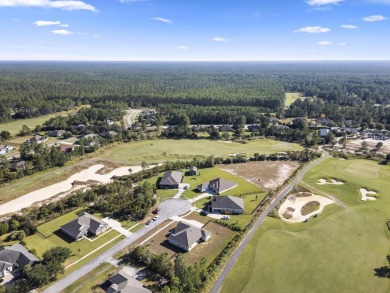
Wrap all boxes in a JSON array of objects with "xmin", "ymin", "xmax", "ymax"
[
  {"xmin": 99, "ymin": 139, "xmax": 303, "ymax": 164},
  {"xmin": 222, "ymin": 158, "xmax": 390, "ymax": 293},
  {"xmin": 346, "ymin": 138, "xmax": 390, "ymax": 155},
  {"xmin": 285, "ymin": 92, "xmax": 302, "ymax": 108},
  {"xmin": 219, "ymin": 161, "xmax": 300, "ymax": 191}
]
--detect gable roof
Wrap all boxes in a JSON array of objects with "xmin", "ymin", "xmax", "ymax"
[
  {"xmin": 211, "ymin": 196, "xmax": 244, "ymax": 211},
  {"xmin": 107, "ymin": 270, "xmax": 151, "ymax": 293},
  {"xmin": 61, "ymin": 212, "xmax": 107, "ymax": 239},
  {"xmin": 160, "ymin": 171, "xmax": 182, "ymax": 186},
  {"xmin": 168, "ymin": 222, "xmax": 210, "ymax": 250},
  {"xmin": 0, "ymin": 244, "xmax": 39, "ymax": 270},
  {"xmin": 189, "ymin": 166, "xmax": 198, "ymax": 172},
  {"xmin": 208, "ymin": 178, "xmax": 237, "ymax": 193}
]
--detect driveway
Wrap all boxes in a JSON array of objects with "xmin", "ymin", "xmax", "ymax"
[
  {"xmin": 173, "ymin": 183, "xmax": 190, "ymax": 199},
  {"xmin": 102, "ymin": 218, "xmax": 132, "ymax": 237}
]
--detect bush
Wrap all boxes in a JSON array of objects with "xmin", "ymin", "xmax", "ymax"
[{"xmin": 5, "ymin": 230, "xmax": 26, "ymax": 241}]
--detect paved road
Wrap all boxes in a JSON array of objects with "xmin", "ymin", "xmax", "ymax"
[
  {"xmin": 210, "ymin": 151, "xmax": 330, "ymax": 293},
  {"xmin": 125, "ymin": 109, "xmax": 141, "ymax": 128},
  {"xmin": 43, "ymin": 198, "xmax": 192, "ymax": 293}
]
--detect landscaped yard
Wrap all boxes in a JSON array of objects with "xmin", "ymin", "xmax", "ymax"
[
  {"xmin": 99, "ymin": 139, "xmax": 303, "ymax": 164},
  {"xmin": 221, "ymin": 158, "xmax": 390, "ymax": 293}
]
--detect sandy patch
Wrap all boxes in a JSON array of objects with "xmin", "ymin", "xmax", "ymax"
[
  {"xmin": 219, "ymin": 141, "xmax": 232, "ymax": 144},
  {"xmin": 170, "ymin": 216, "xmax": 204, "ymax": 228},
  {"xmin": 360, "ymin": 188, "xmax": 377, "ymax": 201},
  {"xmin": 346, "ymin": 138, "xmax": 390, "ymax": 154},
  {"xmin": 278, "ymin": 192, "xmax": 334, "ymax": 223},
  {"xmin": 317, "ymin": 178, "xmax": 344, "ymax": 185},
  {"xmin": 219, "ymin": 161, "xmax": 299, "ymax": 191},
  {"xmin": 0, "ymin": 164, "xmax": 146, "ymax": 216}
]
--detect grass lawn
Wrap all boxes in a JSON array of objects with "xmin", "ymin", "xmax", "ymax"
[
  {"xmin": 62, "ymin": 262, "xmax": 116, "ymax": 293},
  {"xmin": 0, "ymin": 106, "xmax": 87, "ymax": 137},
  {"xmin": 22, "ymin": 208, "xmax": 122, "ymax": 267},
  {"xmin": 221, "ymin": 158, "xmax": 390, "ymax": 293},
  {"xmin": 182, "ymin": 166, "xmax": 264, "ymax": 199},
  {"xmin": 285, "ymin": 92, "xmax": 301, "ymax": 108},
  {"xmin": 99, "ymin": 139, "xmax": 302, "ymax": 164}
]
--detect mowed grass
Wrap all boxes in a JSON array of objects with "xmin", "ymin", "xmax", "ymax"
[
  {"xmin": 0, "ymin": 106, "xmax": 87, "ymax": 137},
  {"xmin": 99, "ymin": 139, "xmax": 302, "ymax": 164},
  {"xmin": 285, "ymin": 92, "xmax": 301, "ymax": 108},
  {"xmin": 23, "ymin": 208, "xmax": 121, "ymax": 267},
  {"xmin": 222, "ymin": 158, "xmax": 390, "ymax": 293}
]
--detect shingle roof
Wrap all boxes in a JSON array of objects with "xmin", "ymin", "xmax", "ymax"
[
  {"xmin": 160, "ymin": 171, "xmax": 182, "ymax": 186},
  {"xmin": 211, "ymin": 196, "xmax": 244, "ymax": 211},
  {"xmin": 208, "ymin": 178, "xmax": 237, "ymax": 193},
  {"xmin": 107, "ymin": 270, "xmax": 151, "ymax": 293},
  {"xmin": 0, "ymin": 244, "xmax": 39, "ymax": 270},
  {"xmin": 61, "ymin": 212, "xmax": 107, "ymax": 239},
  {"xmin": 168, "ymin": 222, "xmax": 210, "ymax": 250},
  {"xmin": 190, "ymin": 166, "xmax": 198, "ymax": 172}
]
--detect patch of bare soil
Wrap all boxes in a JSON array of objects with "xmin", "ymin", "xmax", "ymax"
[
  {"xmin": 219, "ymin": 161, "xmax": 300, "ymax": 191},
  {"xmin": 94, "ymin": 160, "xmax": 127, "ymax": 175}
]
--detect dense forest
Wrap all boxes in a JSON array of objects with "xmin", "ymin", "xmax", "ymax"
[{"xmin": 0, "ymin": 62, "xmax": 390, "ymax": 128}]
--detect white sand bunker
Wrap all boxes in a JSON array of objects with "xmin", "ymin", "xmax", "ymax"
[
  {"xmin": 278, "ymin": 193, "xmax": 334, "ymax": 223},
  {"xmin": 360, "ymin": 188, "xmax": 377, "ymax": 201},
  {"xmin": 317, "ymin": 178, "xmax": 344, "ymax": 185}
]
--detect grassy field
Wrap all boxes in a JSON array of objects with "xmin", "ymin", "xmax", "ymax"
[
  {"xmin": 0, "ymin": 106, "xmax": 87, "ymax": 137},
  {"xmin": 62, "ymin": 262, "xmax": 116, "ymax": 293},
  {"xmin": 285, "ymin": 92, "xmax": 301, "ymax": 108},
  {"xmin": 99, "ymin": 139, "xmax": 302, "ymax": 164},
  {"xmin": 221, "ymin": 158, "xmax": 390, "ymax": 293}
]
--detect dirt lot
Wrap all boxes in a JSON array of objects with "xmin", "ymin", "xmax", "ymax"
[
  {"xmin": 219, "ymin": 161, "xmax": 300, "ymax": 191},
  {"xmin": 346, "ymin": 138, "xmax": 390, "ymax": 154},
  {"xmin": 133, "ymin": 215, "xmax": 236, "ymax": 266}
]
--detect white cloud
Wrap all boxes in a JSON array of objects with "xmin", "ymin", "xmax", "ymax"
[
  {"xmin": 60, "ymin": 24, "xmax": 69, "ymax": 27},
  {"xmin": 51, "ymin": 29, "xmax": 73, "ymax": 35},
  {"xmin": 34, "ymin": 20, "xmax": 60, "ymax": 26},
  {"xmin": 341, "ymin": 24, "xmax": 358, "ymax": 29},
  {"xmin": 0, "ymin": 0, "xmax": 96, "ymax": 12},
  {"xmin": 177, "ymin": 45, "xmax": 189, "ymax": 50},
  {"xmin": 213, "ymin": 37, "xmax": 228, "ymax": 42},
  {"xmin": 120, "ymin": 0, "xmax": 148, "ymax": 2},
  {"xmin": 152, "ymin": 17, "xmax": 172, "ymax": 24},
  {"xmin": 363, "ymin": 15, "xmax": 387, "ymax": 22},
  {"xmin": 317, "ymin": 41, "xmax": 334, "ymax": 45},
  {"xmin": 338, "ymin": 42, "xmax": 347, "ymax": 46},
  {"xmin": 306, "ymin": 0, "xmax": 343, "ymax": 6},
  {"xmin": 294, "ymin": 26, "xmax": 331, "ymax": 33}
]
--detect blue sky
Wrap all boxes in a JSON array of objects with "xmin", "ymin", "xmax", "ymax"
[{"xmin": 0, "ymin": 0, "xmax": 389, "ymax": 61}]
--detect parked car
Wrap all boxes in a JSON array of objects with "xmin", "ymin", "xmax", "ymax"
[
  {"xmin": 146, "ymin": 220, "xmax": 151, "ymax": 225},
  {"xmin": 152, "ymin": 208, "xmax": 160, "ymax": 214},
  {"xmin": 222, "ymin": 215, "xmax": 230, "ymax": 220},
  {"xmin": 200, "ymin": 210, "xmax": 207, "ymax": 216},
  {"xmin": 183, "ymin": 186, "xmax": 189, "ymax": 190},
  {"xmin": 153, "ymin": 215, "xmax": 160, "ymax": 221}
]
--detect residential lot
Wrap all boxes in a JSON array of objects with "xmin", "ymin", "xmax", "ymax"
[
  {"xmin": 99, "ymin": 139, "xmax": 303, "ymax": 164},
  {"xmin": 221, "ymin": 158, "xmax": 390, "ymax": 293}
]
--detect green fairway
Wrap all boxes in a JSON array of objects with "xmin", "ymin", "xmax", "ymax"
[
  {"xmin": 100, "ymin": 139, "xmax": 302, "ymax": 164},
  {"xmin": 285, "ymin": 92, "xmax": 301, "ymax": 108},
  {"xmin": 221, "ymin": 158, "xmax": 390, "ymax": 293},
  {"xmin": 0, "ymin": 106, "xmax": 87, "ymax": 137}
]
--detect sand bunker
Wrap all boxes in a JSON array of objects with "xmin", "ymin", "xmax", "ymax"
[
  {"xmin": 0, "ymin": 164, "xmax": 145, "ymax": 216},
  {"xmin": 360, "ymin": 188, "xmax": 377, "ymax": 201},
  {"xmin": 317, "ymin": 179, "xmax": 344, "ymax": 185},
  {"xmin": 278, "ymin": 192, "xmax": 334, "ymax": 223}
]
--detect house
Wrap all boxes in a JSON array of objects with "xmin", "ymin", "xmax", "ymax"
[
  {"xmin": 211, "ymin": 196, "xmax": 245, "ymax": 214},
  {"xmin": 197, "ymin": 178, "xmax": 237, "ymax": 194},
  {"xmin": 106, "ymin": 119, "xmax": 115, "ymax": 126},
  {"xmin": 159, "ymin": 171, "xmax": 183, "ymax": 189},
  {"xmin": 0, "ymin": 244, "xmax": 39, "ymax": 277},
  {"xmin": 99, "ymin": 131, "xmax": 118, "ymax": 138},
  {"xmin": 26, "ymin": 134, "xmax": 48, "ymax": 144},
  {"xmin": 58, "ymin": 144, "xmax": 75, "ymax": 153},
  {"xmin": 218, "ymin": 125, "xmax": 234, "ymax": 132},
  {"xmin": 48, "ymin": 130, "xmax": 66, "ymax": 137},
  {"xmin": 10, "ymin": 160, "xmax": 26, "ymax": 171},
  {"xmin": 319, "ymin": 128, "xmax": 330, "ymax": 137},
  {"xmin": 168, "ymin": 222, "xmax": 211, "ymax": 252},
  {"xmin": 0, "ymin": 145, "xmax": 13, "ymax": 155},
  {"xmin": 83, "ymin": 134, "xmax": 99, "ymax": 139},
  {"xmin": 188, "ymin": 166, "xmax": 198, "ymax": 176},
  {"xmin": 60, "ymin": 212, "xmax": 109, "ymax": 241},
  {"xmin": 140, "ymin": 109, "xmax": 154, "ymax": 118},
  {"xmin": 105, "ymin": 270, "xmax": 151, "ymax": 293}
]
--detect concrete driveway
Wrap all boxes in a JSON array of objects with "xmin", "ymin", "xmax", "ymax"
[
  {"xmin": 102, "ymin": 218, "xmax": 132, "ymax": 237},
  {"xmin": 173, "ymin": 183, "xmax": 190, "ymax": 199}
]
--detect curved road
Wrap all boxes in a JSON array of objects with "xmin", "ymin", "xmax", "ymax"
[
  {"xmin": 210, "ymin": 150, "xmax": 331, "ymax": 293},
  {"xmin": 43, "ymin": 199, "xmax": 192, "ymax": 293}
]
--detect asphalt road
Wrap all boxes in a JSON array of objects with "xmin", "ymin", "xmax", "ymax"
[
  {"xmin": 43, "ymin": 198, "xmax": 192, "ymax": 293},
  {"xmin": 210, "ymin": 150, "xmax": 330, "ymax": 293},
  {"xmin": 126, "ymin": 109, "xmax": 141, "ymax": 127}
]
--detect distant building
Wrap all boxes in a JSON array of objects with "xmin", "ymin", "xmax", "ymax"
[
  {"xmin": 48, "ymin": 130, "xmax": 66, "ymax": 137},
  {"xmin": 105, "ymin": 269, "xmax": 151, "ymax": 293},
  {"xmin": 159, "ymin": 171, "xmax": 183, "ymax": 189},
  {"xmin": 10, "ymin": 160, "xmax": 26, "ymax": 171},
  {"xmin": 0, "ymin": 145, "xmax": 13, "ymax": 155},
  {"xmin": 188, "ymin": 166, "xmax": 198, "ymax": 176},
  {"xmin": 319, "ymin": 129, "xmax": 330, "ymax": 137},
  {"xmin": 26, "ymin": 134, "xmax": 48, "ymax": 144},
  {"xmin": 211, "ymin": 195, "xmax": 245, "ymax": 214},
  {"xmin": 58, "ymin": 144, "xmax": 75, "ymax": 153},
  {"xmin": 168, "ymin": 221, "xmax": 211, "ymax": 252},
  {"xmin": 197, "ymin": 178, "xmax": 237, "ymax": 194},
  {"xmin": 0, "ymin": 244, "xmax": 39, "ymax": 277},
  {"xmin": 219, "ymin": 125, "xmax": 234, "ymax": 132}
]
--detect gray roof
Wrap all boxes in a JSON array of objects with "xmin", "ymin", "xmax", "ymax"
[
  {"xmin": 208, "ymin": 178, "xmax": 237, "ymax": 193},
  {"xmin": 168, "ymin": 222, "xmax": 210, "ymax": 250},
  {"xmin": 10, "ymin": 160, "xmax": 26, "ymax": 169},
  {"xmin": 160, "ymin": 171, "xmax": 182, "ymax": 186},
  {"xmin": 211, "ymin": 196, "xmax": 245, "ymax": 211},
  {"xmin": 189, "ymin": 166, "xmax": 198, "ymax": 172},
  {"xmin": 107, "ymin": 270, "xmax": 151, "ymax": 293},
  {"xmin": 0, "ymin": 244, "xmax": 39, "ymax": 270},
  {"xmin": 61, "ymin": 212, "xmax": 107, "ymax": 239}
]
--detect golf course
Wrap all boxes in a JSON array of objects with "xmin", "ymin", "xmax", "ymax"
[
  {"xmin": 221, "ymin": 158, "xmax": 390, "ymax": 293},
  {"xmin": 99, "ymin": 139, "xmax": 302, "ymax": 164}
]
